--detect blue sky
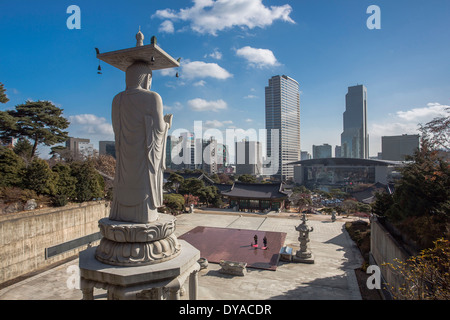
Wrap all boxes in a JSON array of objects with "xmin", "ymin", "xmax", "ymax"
[{"xmin": 1, "ymin": 0, "xmax": 449, "ymax": 158}]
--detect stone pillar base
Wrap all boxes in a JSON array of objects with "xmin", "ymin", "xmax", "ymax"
[
  {"xmin": 79, "ymin": 240, "xmax": 200, "ymax": 300},
  {"xmin": 95, "ymin": 214, "xmax": 181, "ymax": 266},
  {"xmin": 293, "ymin": 251, "xmax": 315, "ymax": 264}
]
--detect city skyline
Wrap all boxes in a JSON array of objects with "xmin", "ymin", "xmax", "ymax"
[{"xmin": 1, "ymin": 1, "xmax": 449, "ymax": 158}]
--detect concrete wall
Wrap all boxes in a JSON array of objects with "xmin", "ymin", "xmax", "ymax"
[
  {"xmin": 370, "ymin": 217, "xmax": 411, "ymax": 298},
  {"xmin": 0, "ymin": 201, "xmax": 109, "ymax": 285}
]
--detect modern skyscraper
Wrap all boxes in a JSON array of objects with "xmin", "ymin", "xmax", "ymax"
[
  {"xmin": 265, "ymin": 75, "xmax": 301, "ymax": 180},
  {"xmin": 340, "ymin": 85, "xmax": 369, "ymax": 159}
]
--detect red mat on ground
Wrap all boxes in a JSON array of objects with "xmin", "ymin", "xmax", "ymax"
[{"xmin": 179, "ymin": 226, "xmax": 287, "ymax": 271}]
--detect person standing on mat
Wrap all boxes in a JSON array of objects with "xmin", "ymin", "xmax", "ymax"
[
  {"xmin": 254, "ymin": 235, "xmax": 258, "ymax": 246},
  {"xmin": 263, "ymin": 236, "xmax": 267, "ymax": 248}
]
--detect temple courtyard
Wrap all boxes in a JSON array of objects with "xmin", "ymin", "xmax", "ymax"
[{"xmin": 0, "ymin": 210, "xmax": 365, "ymax": 300}]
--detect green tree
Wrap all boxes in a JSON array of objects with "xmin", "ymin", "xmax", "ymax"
[
  {"xmin": 22, "ymin": 158, "xmax": 57, "ymax": 196},
  {"xmin": 389, "ymin": 140, "xmax": 449, "ymax": 221},
  {"xmin": 238, "ymin": 174, "xmax": 257, "ymax": 184},
  {"xmin": 52, "ymin": 163, "xmax": 77, "ymax": 206},
  {"xmin": 384, "ymin": 140, "xmax": 449, "ymax": 248},
  {"xmin": 197, "ymin": 185, "xmax": 220, "ymax": 206},
  {"xmin": 163, "ymin": 193, "xmax": 185, "ymax": 214},
  {"xmin": 0, "ymin": 83, "xmax": 9, "ymax": 104},
  {"xmin": 178, "ymin": 177, "xmax": 204, "ymax": 196},
  {"xmin": 0, "ymin": 146, "xmax": 25, "ymax": 187},
  {"xmin": 165, "ymin": 172, "xmax": 184, "ymax": 193},
  {"xmin": 13, "ymin": 138, "xmax": 34, "ymax": 164},
  {"xmin": 290, "ymin": 192, "xmax": 312, "ymax": 213},
  {"xmin": 373, "ymin": 192, "xmax": 394, "ymax": 216},
  {"xmin": 0, "ymin": 100, "xmax": 70, "ymax": 158},
  {"xmin": 70, "ymin": 160, "xmax": 104, "ymax": 202}
]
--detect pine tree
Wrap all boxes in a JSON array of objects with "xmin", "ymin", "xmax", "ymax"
[
  {"xmin": 0, "ymin": 100, "xmax": 70, "ymax": 158},
  {"xmin": 52, "ymin": 163, "xmax": 77, "ymax": 206},
  {"xmin": 22, "ymin": 158, "xmax": 57, "ymax": 196},
  {"xmin": 0, "ymin": 147, "xmax": 25, "ymax": 187},
  {"xmin": 0, "ymin": 83, "xmax": 9, "ymax": 104},
  {"xmin": 70, "ymin": 160, "xmax": 104, "ymax": 202}
]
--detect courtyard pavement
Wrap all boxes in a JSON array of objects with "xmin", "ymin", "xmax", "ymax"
[{"xmin": 0, "ymin": 210, "xmax": 364, "ymax": 300}]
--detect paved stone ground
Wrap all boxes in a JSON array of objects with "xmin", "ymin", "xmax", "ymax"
[{"xmin": 0, "ymin": 211, "xmax": 364, "ymax": 300}]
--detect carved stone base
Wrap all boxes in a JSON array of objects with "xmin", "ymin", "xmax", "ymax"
[
  {"xmin": 293, "ymin": 250, "xmax": 315, "ymax": 264},
  {"xmin": 79, "ymin": 241, "xmax": 201, "ymax": 300},
  {"xmin": 95, "ymin": 234, "xmax": 181, "ymax": 266},
  {"xmin": 95, "ymin": 214, "xmax": 181, "ymax": 266}
]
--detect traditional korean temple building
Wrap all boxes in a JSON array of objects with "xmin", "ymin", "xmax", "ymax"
[{"xmin": 221, "ymin": 182, "xmax": 290, "ymax": 212}]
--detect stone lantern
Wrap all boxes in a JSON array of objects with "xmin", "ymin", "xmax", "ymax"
[{"xmin": 293, "ymin": 213, "xmax": 315, "ymax": 264}]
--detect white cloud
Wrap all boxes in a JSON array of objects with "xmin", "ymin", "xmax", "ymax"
[
  {"xmin": 235, "ymin": 46, "xmax": 280, "ymax": 68},
  {"xmin": 182, "ymin": 61, "xmax": 233, "ymax": 80},
  {"xmin": 68, "ymin": 114, "xmax": 113, "ymax": 136},
  {"xmin": 204, "ymin": 119, "xmax": 233, "ymax": 128},
  {"xmin": 396, "ymin": 102, "xmax": 448, "ymax": 122},
  {"xmin": 245, "ymin": 118, "xmax": 253, "ymax": 122},
  {"xmin": 204, "ymin": 48, "xmax": 223, "ymax": 60},
  {"xmin": 159, "ymin": 20, "xmax": 175, "ymax": 33},
  {"xmin": 193, "ymin": 80, "xmax": 206, "ymax": 87},
  {"xmin": 164, "ymin": 102, "xmax": 183, "ymax": 111},
  {"xmin": 369, "ymin": 102, "xmax": 449, "ymax": 154},
  {"xmin": 158, "ymin": 60, "xmax": 232, "ymax": 81},
  {"xmin": 152, "ymin": 0, "xmax": 295, "ymax": 36},
  {"xmin": 244, "ymin": 94, "xmax": 258, "ymax": 99},
  {"xmin": 188, "ymin": 98, "xmax": 227, "ymax": 112}
]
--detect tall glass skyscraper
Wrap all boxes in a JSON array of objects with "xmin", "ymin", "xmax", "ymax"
[
  {"xmin": 341, "ymin": 85, "xmax": 369, "ymax": 159},
  {"xmin": 265, "ymin": 75, "xmax": 301, "ymax": 180}
]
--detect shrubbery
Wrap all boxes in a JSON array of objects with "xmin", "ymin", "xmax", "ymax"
[{"xmin": 0, "ymin": 146, "xmax": 105, "ymax": 211}]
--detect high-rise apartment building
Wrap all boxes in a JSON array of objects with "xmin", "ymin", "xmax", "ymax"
[
  {"xmin": 265, "ymin": 75, "xmax": 301, "ymax": 180},
  {"xmin": 340, "ymin": 85, "xmax": 369, "ymax": 159}
]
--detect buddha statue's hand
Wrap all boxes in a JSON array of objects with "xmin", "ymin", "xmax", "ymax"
[{"xmin": 164, "ymin": 114, "xmax": 173, "ymax": 128}]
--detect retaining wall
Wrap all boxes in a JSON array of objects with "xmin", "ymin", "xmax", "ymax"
[
  {"xmin": 0, "ymin": 201, "xmax": 109, "ymax": 285},
  {"xmin": 370, "ymin": 216, "xmax": 412, "ymax": 298}
]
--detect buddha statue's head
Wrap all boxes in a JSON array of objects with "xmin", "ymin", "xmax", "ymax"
[{"xmin": 126, "ymin": 61, "xmax": 152, "ymax": 90}]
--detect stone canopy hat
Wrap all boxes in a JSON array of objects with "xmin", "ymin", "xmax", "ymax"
[{"xmin": 97, "ymin": 30, "xmax": 180, "ymax": 72}]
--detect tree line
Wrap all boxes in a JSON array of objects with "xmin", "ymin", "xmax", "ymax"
[{"xmin": 0, "ymin": 83, "xmax": 105, "ymax": 209}]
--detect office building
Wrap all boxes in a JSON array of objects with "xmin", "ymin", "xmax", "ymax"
[
  {"xmin": 382, "ymin": 134, "xmax": 420, "ymax": 161},
  {"xmin": 313, "ymin": 144, "xmax": 332, "ymax": 159},
  {"xmin": 335, "ymin": 145, "xmax": 342, "ymax": 158},
  {"xmin": 99, "ymin": 141, "xmax": 116, "ymax": 158},
  {"xmin": 265, "ymin": 75, "xmax": 301, "ymax": 180},
  {"xmin": 340, "ymin": 85, "xmax": 369, "ymax": 159},
  {"xmin": 301, "ymin": 151, "xmax": 311, "ymax": 160},
  {"xmin": 66, "ymin": 137, "xmax": 95, "ymax": 157},
  {"xmin": 235, "ymin": 140, "xmax": 262, "ymax": 175}
]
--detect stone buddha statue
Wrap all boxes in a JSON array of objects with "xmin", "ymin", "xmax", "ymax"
[{"xmin": 109, "ymin": 61, "xmax": 172, "ymax": 224}]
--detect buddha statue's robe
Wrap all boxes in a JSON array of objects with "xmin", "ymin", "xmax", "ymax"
[{"xmin": 109, "ymin": 62, "xmax": 171, "ymax": 223}]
